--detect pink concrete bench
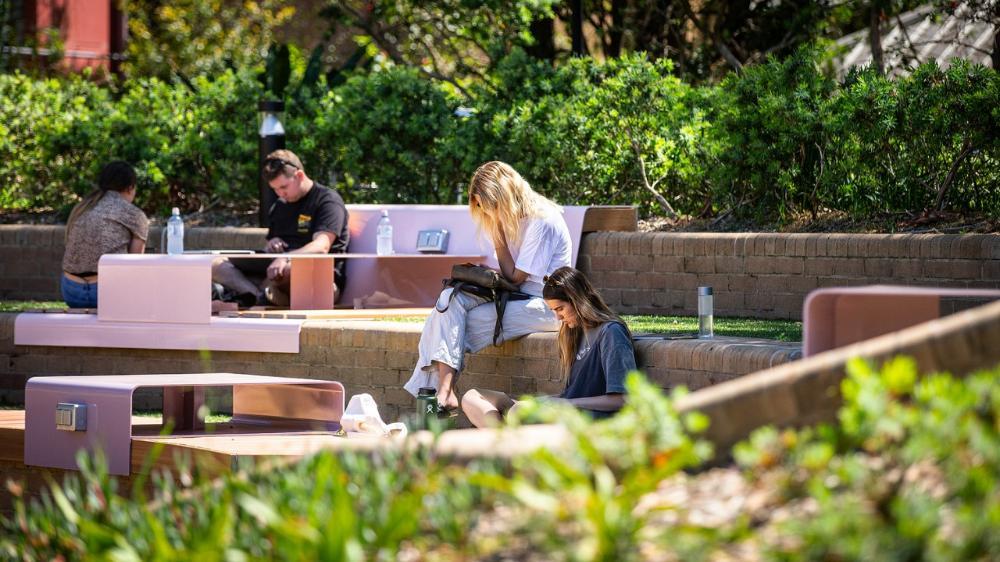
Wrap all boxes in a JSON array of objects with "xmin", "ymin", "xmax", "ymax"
[
  {"xmin": 99, "ymin": 204, "xmax": 601, "ymax": 312},
  {"xmin": 24, "ymin": 373, "xmax": 345, "ymax": 475},
  {"xmin": 802, "ymin": 285, "xmax": 1000, "ymax": 357},
  {"xmin": 340, "ymin": 204, "xmax": 593, "ymax": 308},
  {"xmin": 13, "ymin": 204, "xmax": 634, "ymax": 352},
  {"xmin": 15, "ymin": 253, "xmax": 306, "ymax": 353}
]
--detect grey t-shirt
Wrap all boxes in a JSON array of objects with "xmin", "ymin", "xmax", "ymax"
[
  {"xmin": 559, "ymin": 321, "xmax": 635, "ymax": 417},
  {"xmin": 62, "ymin": 191, "xmax": 149, "ymax": 274}
]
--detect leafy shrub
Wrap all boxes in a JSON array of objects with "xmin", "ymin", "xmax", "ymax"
[
  {"xmin": 0, "ymin": 73, "xmax": 112, "ymax": 212},
  {"xmin": 1, "ymin": 49, "xmax": 997, "ymax": 222},
  {"xmin": 0, "ymin": 70, "xmax": 263, "ymax": 216},
  {"xmin": 2, "ymin": 361, "xmax": 999, "ymax": 560},
  {"xmin": 300, "ymin": 66, "xmax": 468, "ymax": 205},
  {"xmin": 710, "ymin": 49, "xmax": 1000, "ymax": 221},
  {"xmin": 734, "ymin": 357, "xmax": 1000, "ymax": 560},
  {"xmin": 466, "ymin": 51, "xmax": 712, "ymax": 216},
  {"xmin": 710, "ymin": 46, "xmax": 847, "ymax": 221},
  {"xmin": 102, "ymin": 72, "xmax": 262, "ymax": 213},
  {"xmin": 845, "ymin": 60, "xmax": 1000, "ymax": 215}
]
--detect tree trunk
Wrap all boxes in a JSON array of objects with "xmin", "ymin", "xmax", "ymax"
[
  {"xmin": 606, "ymin": 0, "xmax": 623, "ymax": 58},
  {"xmin": 993, "ymin": 29, "xmax": 999, "ymax": 71},
  {"xmin": 869, "ymin": 3, "xmax": 884, "ymax": 74},
  {"xmin": 526, "ymin": 17, "xmax": 556, "ymax": 60},
  {"xmin": 571, "ymin": 0, "xmax": 586, "ymax": 56}
]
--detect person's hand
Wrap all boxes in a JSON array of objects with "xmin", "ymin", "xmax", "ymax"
[
  {"xmin": 265, "ymin": 237, "xmax": 288, "ymax": 254},
  {"xmin": 267, "ymin": 258, "xmax": 290, "ymax": 281}
]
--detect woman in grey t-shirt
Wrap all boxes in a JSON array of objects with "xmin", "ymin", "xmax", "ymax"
[
  {"xmin": 462, "ymin": 266, "xmax": 636, "ymax": 427},
  {"xmin": 61, "ymin": 161, "xmax": 149, "ymax": 308}
]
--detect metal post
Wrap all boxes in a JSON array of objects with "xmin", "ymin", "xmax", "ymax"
[{"xmin": 258, "ymin": 100, "xmax": 285, "ymax": 227}]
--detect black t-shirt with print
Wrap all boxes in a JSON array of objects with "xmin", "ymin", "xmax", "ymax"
[{"xmin": 266, "ymin": 182, "xmax": 350, "ymax": 291}]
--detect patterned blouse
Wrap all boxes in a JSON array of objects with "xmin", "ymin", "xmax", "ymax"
[{"xmin": 62, "ymin": 191, "xmax": 149, "ymax": 275}]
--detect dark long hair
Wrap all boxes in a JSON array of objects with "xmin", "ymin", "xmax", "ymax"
[
  {"xmin": 66, "ymin": 161, "xmax": 137, "ymax": 239},
  {"xmin": 543, "ymin": 266, "xmax": 629, "ymax": 375}
]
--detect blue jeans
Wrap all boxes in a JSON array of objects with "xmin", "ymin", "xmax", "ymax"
[{"xmin": 61, "ymin": 274, "xmax": 98, "ymax": 308}]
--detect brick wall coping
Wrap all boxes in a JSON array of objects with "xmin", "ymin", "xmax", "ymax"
[
  {"xmin": 673, "ymin": 298, "xmax": 1000, "ymax": 451},
  {"xmin": 4, "ymin": 225, "xmax": 997, "ymax": 320},
  {"xmin": 1, "ymin": 314, "xmax": 800, "ymax": 422},
  {"xmin": 415, "ymin": 297, "xmax": 999, "ymax": 461},
  {"xmin": 581, "ymin": 230, "xmax": 1000, "ymax": 259}
]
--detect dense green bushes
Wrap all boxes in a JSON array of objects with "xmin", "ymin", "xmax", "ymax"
[
  {"xmin": 0, "ymin": 71, "xmax": 260, "ymax": 215},
  {"xmin": 712, "ymin": 51, "xmax": 1000, "ymax": 220},
  {"xmin": 4, "ymin": 359, "xmax": 998, "ymax": 560},
  {"xmin": 2, "ymin": 50, "xmax": 997, "ymax": 221}
]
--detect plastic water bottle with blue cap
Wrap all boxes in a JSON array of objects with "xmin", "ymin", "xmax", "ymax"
[{"xmin": 164, "ymin": 207, "xmax": 184, "ymax": 255}]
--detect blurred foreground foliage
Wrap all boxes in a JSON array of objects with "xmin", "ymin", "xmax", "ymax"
[
  {"xmin": 1, "ymin": 48, "xmax": 997, "ymax": 222},
  {"xmin": 3, "ymin": 358, "xmax": 998, "ymax": 560}
]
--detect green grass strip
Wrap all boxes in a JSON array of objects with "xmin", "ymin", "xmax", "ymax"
[{"xmin": 1, "ymin": 301, "xmax": 801, "ymax": 342}]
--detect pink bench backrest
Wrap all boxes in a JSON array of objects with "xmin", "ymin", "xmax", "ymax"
[
  {"xmin": 802, "ymin": 285, "xmax": 1000, "ymax": 357},
  {"xmin": 345, "ymin": 204, "xmax": 589, "ymax": 266}
]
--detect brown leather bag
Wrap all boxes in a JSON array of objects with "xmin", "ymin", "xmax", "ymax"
[
  {"xmin": 437, "ymin": 263, "xmax": 530, "ymax": 346},
  {"xmin": 449, "ymin": 263, "xmax": 521, "ymax": 293}
]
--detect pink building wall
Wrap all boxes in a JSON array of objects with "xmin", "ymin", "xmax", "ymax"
[{"xmin": 22, "ymin": 0, "xmax": 123, "ymax": 73}]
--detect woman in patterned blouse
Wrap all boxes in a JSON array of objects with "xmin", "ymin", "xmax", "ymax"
[{"xmin": 61, "ymin": 161, "xmax": 149, "ymax": 308}]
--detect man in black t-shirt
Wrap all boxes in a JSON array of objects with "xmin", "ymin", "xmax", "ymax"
[{"xmin": 211, "ymin": 149, "xmax": 350, "ymax": 306}]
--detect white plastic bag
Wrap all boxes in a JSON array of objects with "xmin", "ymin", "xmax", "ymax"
[{"xmin": 341, "ymin": 393, "xmax": 408, "ymax": 438}]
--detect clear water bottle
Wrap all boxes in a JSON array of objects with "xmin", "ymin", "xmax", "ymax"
[
  {"xmin": 376, "ymin": 209, "xmax": 394, "ymax": 256},
  {"xmin": 166, "ymin": 207, "xmax": 184, "ymax": 255},
  {"xmin": 698, "ymin": 286, "xmax": 714, "ymax": 339}
]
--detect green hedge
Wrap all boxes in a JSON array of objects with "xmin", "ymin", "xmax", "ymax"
[
  {"xmin": 711, "ymin": 50, "xmax": 1000, "ymax": 220},
  {"xmin": 4, "ymin": 360, "xmax": 999, "ymax": 560},
  {"xmin": 1, "ymin": 49, "xmax": 997, "ymax": 221}
]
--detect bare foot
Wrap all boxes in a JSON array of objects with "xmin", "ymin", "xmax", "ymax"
[{"xmin": 436, "ymin": 387, "xmax": 460, "ymax": 410}]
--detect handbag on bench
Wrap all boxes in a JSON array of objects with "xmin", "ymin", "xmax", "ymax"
[{"xmin": 437, "ymin": 263, "xmax": 531, "ymax": 346}]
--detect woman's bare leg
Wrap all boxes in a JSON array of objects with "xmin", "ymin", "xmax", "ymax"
[
  {"xmin": 461, "ymin": 389, "xmax": 516, "ymax": 428},
  {"xmin": 435, "ymin": 361, "xmax": 460, "ymax": 410}
]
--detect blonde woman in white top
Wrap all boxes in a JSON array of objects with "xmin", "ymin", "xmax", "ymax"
[{"xmin": 403, "ymin": 161, "xmax": 572, "ymax": 413}]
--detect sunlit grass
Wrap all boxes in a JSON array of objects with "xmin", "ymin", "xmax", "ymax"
[
  {"xmin": 623, "ymin": 315, "xmax": 801, "ymax": 342},
  {"xmin": 132, "ymin": 411, "xmax": 233, "ymax": 423},
  {"xmin": 0, "ymin": 300, "xmax": 65, "ymax": 312},
  {"xmin": 2, "ymin": 301, "xmax": 802, "ymax": 342}
]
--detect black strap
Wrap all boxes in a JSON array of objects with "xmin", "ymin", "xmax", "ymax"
[{"xmin": 492, "ymin": 289, "xmax": 531, "ymax": 346}]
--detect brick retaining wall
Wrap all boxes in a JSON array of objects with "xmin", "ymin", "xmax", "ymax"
[
  {"xmin": 579, "ymin": 232, "xmax": 1000, "ymax": 319},
  {"xmin": 2, "ymin": 225, "xmax": 997, "ymax": 320},
  {"xmin": 0, "ymin": 314, "xmax": 800, "ymax": 421}
]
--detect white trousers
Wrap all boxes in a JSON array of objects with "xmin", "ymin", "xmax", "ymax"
[{"xmin": 403, "ymin": 287, "xmax": 559, "ymax": 396}]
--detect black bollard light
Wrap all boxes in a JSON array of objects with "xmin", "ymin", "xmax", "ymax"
[{"xmin": 258, "ymin": 100, "xmax": 286, "ymax": 227}]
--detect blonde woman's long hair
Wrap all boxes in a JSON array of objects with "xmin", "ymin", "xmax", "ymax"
[
  {"xmin": 66, "ymin": 161, "xmax": 137, "ymax": 240},
  {"xmin": 467, "ymin": 161, "xmax": 560, "ymax": 248},
  {"xmin": 542, "ymin": 266, "xmax": 630, "ymax": 376}
]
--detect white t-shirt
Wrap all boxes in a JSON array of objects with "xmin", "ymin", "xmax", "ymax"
[{"xmin": 511, "ymin": 206, "xmax": 572, "ymax": 296}]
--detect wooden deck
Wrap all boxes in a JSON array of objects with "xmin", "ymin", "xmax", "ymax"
[
  {"xmin": 0, "ymin": 409, "xmax": 368, "ymax": 513},
  {"xmin": 0, "ymin": 410, "xmax": 372, "ymax": 472},
  {"xmin": 1, "ymin": 408, "xmax": 571, "ymax": 515}
]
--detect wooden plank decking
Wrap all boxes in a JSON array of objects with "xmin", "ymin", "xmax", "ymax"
[{"xmin": 0, "ymin": 410, "xmax": 360, "ymax": 480}]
